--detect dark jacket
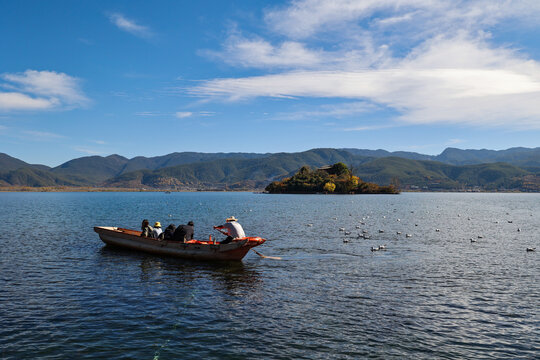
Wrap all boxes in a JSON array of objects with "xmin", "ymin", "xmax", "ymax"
[
  {"xmin": 163, "ymin": 224, "xmax": 176, "ymax": 240},
  {"xmin": 173, "ymin": 224, "xmax": 194, "ymax": 242}
]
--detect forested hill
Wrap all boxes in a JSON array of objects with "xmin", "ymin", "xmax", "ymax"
[{"xmin": 1, "ymin": 148, "xmax": 539, "ymax": 191}]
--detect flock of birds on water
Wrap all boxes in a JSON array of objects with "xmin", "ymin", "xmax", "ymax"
[{"xmin": 306, "ymin": 211, "xmax": 536, "ymax": 253}]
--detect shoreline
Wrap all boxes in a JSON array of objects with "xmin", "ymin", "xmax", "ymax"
[{"xmin": 0, "ymin": 186, "xmax": 536, "ymax": 193}]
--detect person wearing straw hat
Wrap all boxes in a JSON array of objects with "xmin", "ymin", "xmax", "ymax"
[
  {"xmin": 213, "ymin": 216, "xmax": 245, "ymax": 244},
  {"xmin": 151, "ymin": 221, "xmax": 163, "ymax": 239}
]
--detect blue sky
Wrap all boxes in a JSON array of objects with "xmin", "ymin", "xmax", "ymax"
[{"xmin": 1, "ymin": 0, "xmax": 540, "ymax": 166}]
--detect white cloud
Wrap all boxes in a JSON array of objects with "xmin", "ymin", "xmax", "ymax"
[
  {"xmin": 272, "ymin": 102, "xmax": 378, "ymax": 121},
  {"xmin": 0, "ymin": 70, "xmax": 89, "ymax": 111},
  {"xmin": 446, "ymin": 139, "xmax": 465, "ymax": 145},
  {"xmin": 0, "ymin": 92, "xmax": 57, "ymax": 110},
  {"xmin": 93, "ymin": 140, "xmax": 106, "ymax": 145},
  {"xmin": 193, "ymin": 0, "xmax": 540, "ymax": 129},
  {"xmin": 22, "ymin": 130, "xmax": 65, "ymax": 139},
  {"xmin": 264, "ymin": 0, "xmax": 540, "ymax": 39},
  {"xmin": 203, "ymin": 34, "xmax": 324, "ymax": 68},
  {"xmin": 107, "ymin": 13, "xmax": 153, "ymax": 38},
  {"xmin": 175, "ymin": 111, "xmax": 193, "ymax": 118},
  {"xmin": 343, "ymin": 124, "xmax": 397, "ymax": 131},
  {"xmin": 74, "ymin": 147, "xmax": 105, "ymax": 155}
]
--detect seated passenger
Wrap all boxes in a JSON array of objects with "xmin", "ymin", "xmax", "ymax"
[
  {"xmin": 213, "ymin": 216, "xmax": 245, "ymax": 244},
  {"xmin": 173, "ymin": 221, "xmax": 194, "ymax": 243},
  {"xmin": 152, "ymin": 222, "xmax": 162, "ymax": 239},
  {"xmin": 163, "ymin": 224, "xmax": 176, "ymax": 240},
  {"xmin": 140, "ymin": 219, "xmax": 154, "ymax": 237}
]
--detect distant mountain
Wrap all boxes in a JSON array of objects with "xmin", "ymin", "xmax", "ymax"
[
  {"xmin": 1, "ymin": 147, "xmax": 539, "ymax": 191},
  {"xmin": 434, "ymin": 147, "xmax": 540, "ymax": 169},
  {"xmin": 0, "ymin": 167, "xmax": 86, "ymax": 187},
  {"xmin": 105, "ymin": 149, "xmax": 360, "ymax": 189},
  {"xmin": 340, "ymin": 148, "xmax": 433, "ymax": 161},
  {"xmin": 119, "ymin": 152, "xmax": 268, "ymax": 174},
  {"xmin": 51, "ymin": 154, "xmax": 129, "ymax": 184},
  {"xmin": 356, "ymin": 157, "xmax": 530, "ymax": 190},
  {"xmin": 0, "ymin": 153, "xmax": 51, "ymax": 172},
  {"xmin": 341, "ymin": 147, "xmax": 540, "ymax": 168}
]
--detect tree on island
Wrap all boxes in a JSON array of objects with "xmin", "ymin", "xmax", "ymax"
[{"xmin": 265, "ymin": 163, "xmax": 399, "ymax": 194}]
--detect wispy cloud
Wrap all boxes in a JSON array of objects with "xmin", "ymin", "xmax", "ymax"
[
  {"xmin": 343, "ymin": 124, "xmax": 398, "ymax": 132},
  {"xmin": 446, "ymin": 138, "xmax": 465, "ymax": 145},
  {"xmin": 202, "ymin": 33, "xmax": 325, "ymax": 69},
  {"xmin": 135, "ymin": 111, "xmax": 164, "ymax": 117},
  {"xmin": 74, "ymin": 147, "xmax": 105, "ymax": 155},
  {"xmin": 0, "ymin": 70, "xmax": 89, "ymax": 111},
  {"xmin": 93, "ymin": 140, "xmax": 106, "ymax": 145},
  {"xmin": 192, "ymin": 1, "xmax": 540, "ymax": 129},
  {"xmin": 175, "ymin": 111, "xmax": 193, "ymax": 119},
  {"xmin": 22, "ymin": 130, "xmax": 65, "ymax": 139},
  {"xmin": 107, "ymin": 12, "xmax": 153, "ymax": 38},
  {"xmin": 272, "ymin": 102, "xmax": 378, "ymax": 121}
]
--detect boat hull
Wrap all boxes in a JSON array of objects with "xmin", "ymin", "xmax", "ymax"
[{"xmin": 94, "ymin": 226, "xmax": 265, "ymax": 261}]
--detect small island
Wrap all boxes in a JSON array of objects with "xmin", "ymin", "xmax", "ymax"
[{"xmin": 265, "ymin": 163, "xmax": 399, "ymax": 194}]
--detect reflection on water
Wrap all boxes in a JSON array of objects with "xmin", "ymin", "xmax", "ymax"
[
  {"xmin": 100, "ymin": 244, "xmax": 263, "ymax": 297},
  {"xmin": 1, "ymin": 192, "xmax": 539, "ymax": 359}
]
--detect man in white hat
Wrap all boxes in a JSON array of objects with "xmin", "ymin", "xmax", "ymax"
[{"xmin": 213, "ymin": 216, "xmax": 245, "ymax": 244}]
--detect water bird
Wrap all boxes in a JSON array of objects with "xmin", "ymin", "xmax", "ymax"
[
  {"xmin": 356, "ymin": 225, "xmax": 361, "ymax": 229},
  {"xmin": 371, "ymin": 246, "xmax": 380, "ymax": 252},
  {"xmin": 339, "ymin": 228, "xmax": 345, "ymax": 232},
  {"xmin": 406, "ymin": 234, "xmax": 412, "ymax": 238},
  {"xmin": 379, "ymin": 230, "xmax": 384, "ymax": 233},
  {"xmin": 333, "ymin": 217, "xmax": 338, "ymax": 220},
  {"xmin": 526, "ymin": 247, "xmax": 536, "ymax": 252},
  {"xmin": 307, "ymin": 223, "xmax": 313, "ymax": 227},
  {"xmin": 517, "ymin": 228, "xmax": 521, "ymax": 232},
  {"xmin": 478, "ymin": 235, "xmax": 484, "ymax": 239},
  {"xmin": 436, "ymin": 229, "xmax": 440, "ymax": 232},
  {"xmin": 344, "ymin": 231, "xmax": 351, "ymax": 236},
  {"xmin": 362, "ymin": 229, "xmax": 368, "ymax": 233},
  {"xmin": 508, "ymin": 220, "xmax": 513, "ymax": 223},
  {"xmin": 396, "ymin": 231, "xmax": 402, "ymax": 235},
  {"xmin": 343, "ymin": 238, "xmax": 350, "ymax": 243},
  {"xmin": 397, "ymin": 218, "xmax": 401, "ymax": 222},
  {"xmin": 470, "ymin": 238, "xmax": 477, "ymax": 242},
  {"xmin": 468, "ymin": 217, "xmax": 471, "ymax": 220},
  {"xmin": 379, "ymin": 245, "xmax": 387, "ymax": 250}
]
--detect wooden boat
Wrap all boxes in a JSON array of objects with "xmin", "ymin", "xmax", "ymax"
[{"xmin": 94, "ymin": 226, "xmax": 266, "ymax": 261}]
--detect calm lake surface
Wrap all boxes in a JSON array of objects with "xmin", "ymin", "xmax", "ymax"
[{"xmin": 1, "ymin": 192, "xmax": 538, "ymax": 359}]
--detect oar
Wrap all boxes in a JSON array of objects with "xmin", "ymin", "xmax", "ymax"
[{"xmin": 252, "ymin": 249, "xmax": 282, "ymax": 260}]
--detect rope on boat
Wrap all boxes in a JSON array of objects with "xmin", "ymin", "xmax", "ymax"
[{"xmin": 252, "ymin": 249, "xmax": 282, "ymax": 260}]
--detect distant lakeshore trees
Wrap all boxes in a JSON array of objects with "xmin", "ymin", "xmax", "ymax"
[{"xmin": 265, "ymin": 163, "xmax": 399, "ymax": 194}]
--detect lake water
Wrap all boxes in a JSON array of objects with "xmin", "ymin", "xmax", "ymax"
[{"xmin": 0, "ymin": 192, "xmax": 538, "ymax": 359}]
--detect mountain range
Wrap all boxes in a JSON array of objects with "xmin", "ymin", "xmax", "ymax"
[{"xmin": 1, "ymin": 147, "xmax": 539, "ymax": 191}]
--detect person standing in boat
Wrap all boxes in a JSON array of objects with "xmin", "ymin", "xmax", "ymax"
[
  {"xmin": 173, "ymin": 221, "xmax": 194, "ymax": 243},
  {"xmin": 141, "ymin": 219, "xmax": 153, "ymax": 237},
  {"xmin": 213, "ymin": 216, "xmax": 245, "ymax": 244},
  {"xmin": 152, "ymin": 222, "xmax": 163, "ymax": 239}
]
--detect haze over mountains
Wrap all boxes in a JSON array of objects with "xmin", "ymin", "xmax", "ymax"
[{"xmin": 1, "ymin": 147, "xmax": 539, "ymax": 191}]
